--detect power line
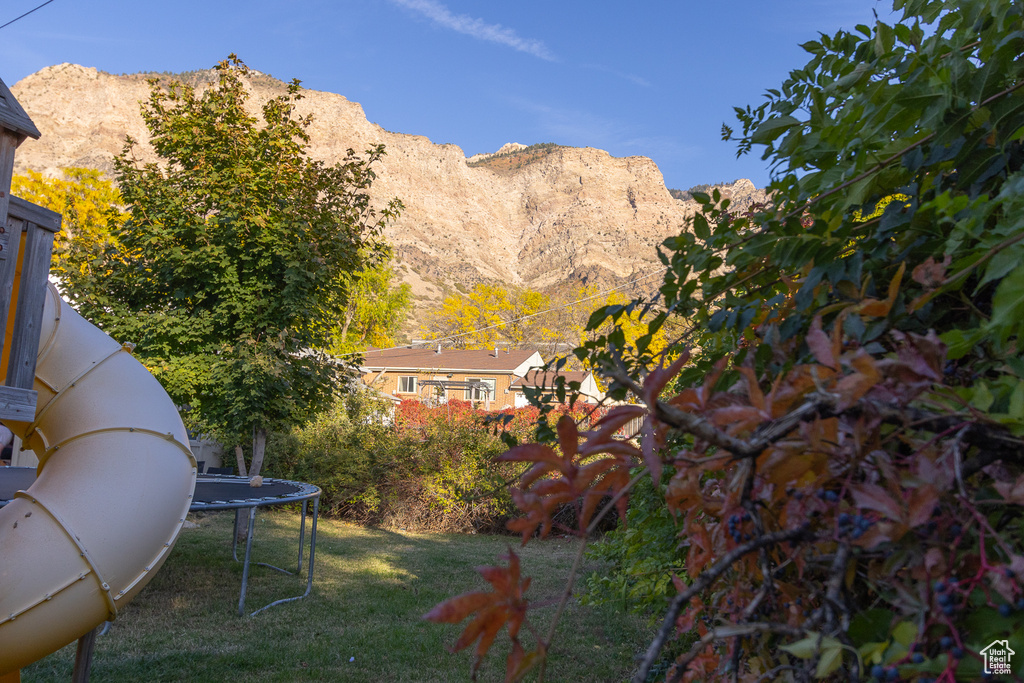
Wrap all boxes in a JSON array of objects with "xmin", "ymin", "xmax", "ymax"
[{"xmin": 0, "ymin": 0, "xmax": 56, "ymax": 31}]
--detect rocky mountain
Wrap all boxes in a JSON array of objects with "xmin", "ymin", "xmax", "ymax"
[{"xmin": 10, "ymin": 63, "xmax": 766, "ymax": 327}]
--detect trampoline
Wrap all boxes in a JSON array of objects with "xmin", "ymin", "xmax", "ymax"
[
  {"xmin": 0, "ymin": 468, "xmax": 321, "ymax": 617},
  {"xmin": 192, "ymin": 473, "xmax": 321, "ymax": 616}
]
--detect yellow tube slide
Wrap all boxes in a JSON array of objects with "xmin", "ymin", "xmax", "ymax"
[{"xmin": 0, "ymin": 284, "xmax": 196, "ymax": 673}]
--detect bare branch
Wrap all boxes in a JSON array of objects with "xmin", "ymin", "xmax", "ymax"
[
  {"xmin": 632, "ymin": 526, "xmax": 815, "ymax": 683},
  {"xmin": 608, "ymin": 364, "xmax": 753, "ymax": 454},
  {"xmin": 646, "ymin": 379, "xmax": 1023, "ymax": 473},
  {"xmin": 654, "ymin": 399, "xmax": 764, "ymax": 455},
  {"xmin": 820, "ymin": 542, "xmax": 852, "ymax": 634},
  {"xmin": 667, "ymin": 622, "xmax": 806, "ymax": 683}
]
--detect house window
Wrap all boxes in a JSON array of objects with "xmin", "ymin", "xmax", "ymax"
[
  {"xmin": 466, "ymin": 378, "xmax": 496, "ymax": 401},
  {"xmin": 398, "ymin": 376, "xmax": 417, "ymax": 393}
]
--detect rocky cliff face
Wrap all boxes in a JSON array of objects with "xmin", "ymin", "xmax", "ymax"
[{"xmin": 10, "ymin": 63, "xmax": 767, "ymax": 322}]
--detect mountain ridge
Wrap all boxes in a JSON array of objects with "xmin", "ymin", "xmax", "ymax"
[{"xmin": 10, "ymin": 63, "xmax": 767, "ymax": 325}]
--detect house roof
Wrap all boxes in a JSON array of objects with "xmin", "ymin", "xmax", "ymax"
[
  {"xmin": 361, "ymin": 347, "xmax": 543, "ymax": 374},
  {"xmin": 508, "ymin": 369, "xmax": 595, "ymax": 390}
]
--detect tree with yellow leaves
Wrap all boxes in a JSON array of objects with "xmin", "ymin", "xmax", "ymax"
[
  {"xmin": 11, "ymin": 167, "xmax": 125, "ymax": 281},
  {"xmin": 424, "ymin": 281, "xmax": 669, "ymax": 360},
  {"xmin": 425, "ymin": 284, "xmax": 550, "ymax": 349},
  {"xmin": 331, "ymin": 251, "xmax": 412, "ymax": 355}
]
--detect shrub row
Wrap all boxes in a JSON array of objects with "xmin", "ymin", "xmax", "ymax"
[{"xmin": 267, "ymin": 393, "xmax": 598, "ymax": 534}]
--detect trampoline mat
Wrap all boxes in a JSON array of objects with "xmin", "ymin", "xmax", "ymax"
[
  {"xmin": 0, "ymin": 469, "xmax": 320, "ymax": 511},
  {"xmin": 192, "ymin": 475, "xmax": 320, "ymax": 510}
]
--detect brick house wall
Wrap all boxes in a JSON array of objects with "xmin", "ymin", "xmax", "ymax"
[{"xmin": 361, "ymin": 347, "xmax": 544, "ymax": 410}]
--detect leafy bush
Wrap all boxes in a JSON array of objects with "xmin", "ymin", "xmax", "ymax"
[
  {"xmin": 427, "ymin": 2, "xmax": 1024, "ymax": 681},
  {"xmin": 270, "ymin": 395, "xmax": 541, "ymax": 532},
  {"xmin": 583, "ymin": 473, "xmax": 684, "ymax": 616},
  {"xmin": 268, "ymin": 390, "xmax": 388, "ymax": 516}
]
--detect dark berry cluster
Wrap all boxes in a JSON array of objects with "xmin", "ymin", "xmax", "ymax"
[
  {"xmin": 895, "ymin": 637, "xmax": 968, "ymax": 683},
  {"xmin": 934, "ymin": 580, "xmax": 961, "ymax": 617},
  {"xmin": 817, "ymin": 489, "xmax": 839, "ymax": 503},
  {"xmin": 837, "ymin": 512, "xmax": 873, "ymax": 539},
  {"xmin": 938, "ymin": 635, "xmax": 965, "ymax": 660},
  {"xmin": 727, "ymin": 512, "xmax": 752, "ymax": 543},
  {"xmin": 870, "ymin": 663, "xmax": 898, "ymax": 680}
]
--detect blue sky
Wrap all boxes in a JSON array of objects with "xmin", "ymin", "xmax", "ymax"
[{"xmin": 1, "ymin": 0, "xmax": 890, "ymax": 190}]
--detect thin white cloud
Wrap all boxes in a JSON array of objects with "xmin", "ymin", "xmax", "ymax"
[{"xmin": 390, "ymin": 0, "xmax": 555, "ymax": 61}]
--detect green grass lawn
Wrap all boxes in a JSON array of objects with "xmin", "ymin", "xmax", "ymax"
[{"xmin": 23, "ymin": 510, "xmax": 649, "ymax": 682}]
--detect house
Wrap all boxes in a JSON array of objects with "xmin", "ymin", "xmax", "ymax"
[
  {"xmin": 508, "ymin": 369, "xmax": 602, "ymax": 408},
  {"xmin": 360, "ymin": 347, "xmax": 544, "ymax": 409}
]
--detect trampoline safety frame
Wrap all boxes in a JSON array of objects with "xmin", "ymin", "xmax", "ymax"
[{"xmin": 189, "ymin": 474, "xmax": 322, "ymax": 616}]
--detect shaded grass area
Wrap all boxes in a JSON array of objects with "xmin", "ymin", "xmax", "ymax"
[{"xmin": 24, "ymin": 511, "xmax": 648, "ymax": 682}]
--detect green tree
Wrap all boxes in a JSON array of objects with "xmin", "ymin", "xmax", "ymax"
[
  {"xmin": 61, "ymin": 56, "xmax": 401, "ymax": 479},
  {"xmin": 331, "ymin": 250, "xmax": 412, "ymax": 355},
  {"xmin": 429, "ymin": 1, "xmax": 1024, "ymax": 680}
]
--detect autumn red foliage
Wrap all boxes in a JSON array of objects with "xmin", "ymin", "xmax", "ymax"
[{"xmin": 426, "ymin": 2, "xmax": 1024, "ymax": 681}]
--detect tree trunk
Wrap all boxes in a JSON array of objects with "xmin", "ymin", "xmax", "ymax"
[
  {"xmin": 234, "ymin": 444, "xmax": 247, "ymax": 477},
  {"xmin": 340, "ymin": 308, "xmax": 354, "ymax": 344},
  {"xmin": 235, "ymin": 427, "xmax": 267, "ymax": 544},
  {"xmin": 250, "ymin": 427, "xmax": 266, "ymax": 478}
]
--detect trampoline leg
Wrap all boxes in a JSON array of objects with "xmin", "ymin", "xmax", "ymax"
[
  {"xmin": 249, "ymin": 495, "xmax": 320, "ymax": 617},
  {"xmin": 237, "ymin": 507, "xmax": 257, "ymax": 616},
  {"xmin": 305, "ymin": 497, "xmax": 319, "ymax": 592},
  {"xmin": 297, "ymin": 500, "xmax": 307, "ymax": 574},
  {"xmin": 231, "ymin": 509, "xmax": 241, "ymax": 562}
]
